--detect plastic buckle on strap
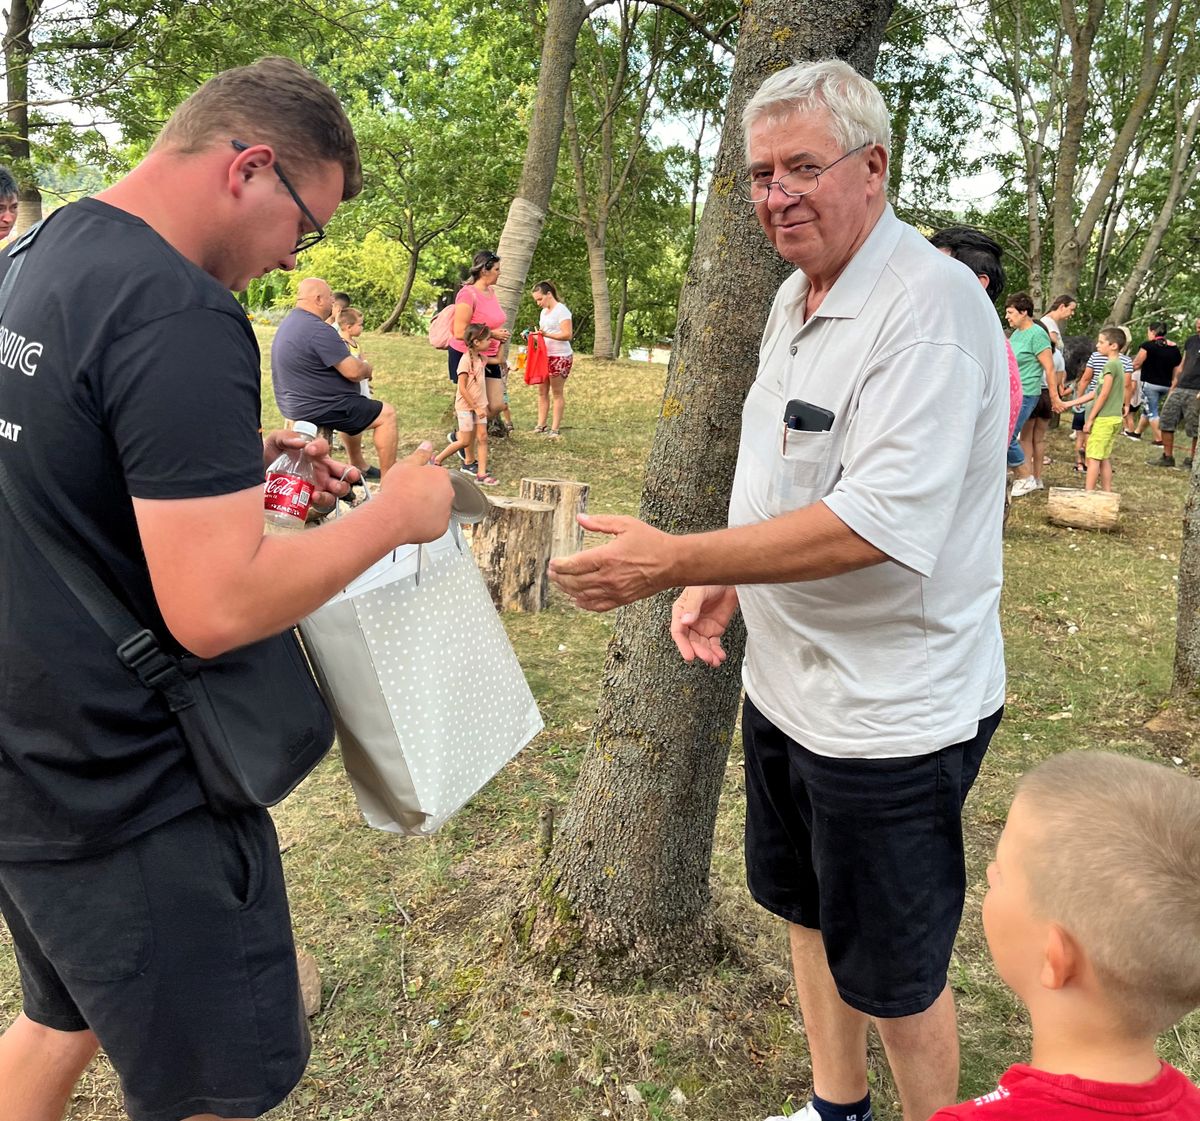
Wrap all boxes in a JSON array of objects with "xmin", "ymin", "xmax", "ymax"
[{"xmin": 117, "ymin": 629, "xmax": 180, "ymax": 690}]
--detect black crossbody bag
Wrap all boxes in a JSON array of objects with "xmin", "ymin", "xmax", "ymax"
[{"xmin": 0, "ymin": 217, "xmax": 334, "ymax": 814}]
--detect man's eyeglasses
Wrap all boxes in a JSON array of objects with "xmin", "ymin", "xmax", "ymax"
[
  {"xmin": 742, "ymin": 142, "xmax": 870, "ymax": 204},
  {"xmin": 231, "ymin": 139, "xmax": 326, "ymax": 253}
]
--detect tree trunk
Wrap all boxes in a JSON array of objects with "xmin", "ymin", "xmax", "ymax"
[
  {"xmin": 1109, "ymin": 97, "xmax": 1200, "ymax": 325},
  {"xmin": 585, "ymin": 234, "xmax": 613, "ymax": 359},
  {"xmin": 378, "ymin": 244, "xmax": 421, "ymax": 333},
  {"xmin": 516, "ymin": 0, "xmax": 893, "ymax": 982},
  {"xmin": 1049, "ymin": 0, "xmax": 1183, "ymax": 296},
  {"xmin": 493, "ymin": 0, "xmax": 586, "ymax": 327},
  {"xmin": 614, "ymin": 271, "xmax": 629, "ymax": 355},
  {"xmin": 1173, "ymin": 463, "xmax": 1200, "ymax": 695},
  {"xmin": 2, "ymin": 0, "xmax": 42, "ymax": 233}
]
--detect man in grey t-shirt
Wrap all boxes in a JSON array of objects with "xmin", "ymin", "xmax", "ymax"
[
  {"xmin": 550, "ymin": 60, "xmax": 1005, "ymax": 1121},
  {"xmin": 271, "ymin": 277, "xmax": 397, "ymax": 476}
]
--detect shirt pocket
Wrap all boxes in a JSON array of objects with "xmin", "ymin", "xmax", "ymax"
[{"xmin": 767, "ymin": 430, "xmax": 836, "ymax": 514}]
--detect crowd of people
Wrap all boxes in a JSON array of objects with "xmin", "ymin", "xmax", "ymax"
[
  {"xmin": 266, "ymin": 248, "xmax": 574, "ymax": 492},
  {"xmin": 0, "ymin": 52, "xmax": 1198, "ymax": 1121}
]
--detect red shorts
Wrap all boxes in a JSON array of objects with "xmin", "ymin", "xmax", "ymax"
[{"xmin": 547, "ymin": 355, "xmax": 573, "ymax": 379}]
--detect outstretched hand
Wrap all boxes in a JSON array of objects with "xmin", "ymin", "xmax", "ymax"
[
  {"xmin": 548, "ymin": 513, "xmax": 675, "ymax": 612},
  {"xmin": 670, "ymin": 585, "xmax": 739, "ymax": 666}
]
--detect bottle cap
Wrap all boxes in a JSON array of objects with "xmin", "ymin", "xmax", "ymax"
[{"xmin": 293, "ymin": 421, "xmax": 319, "ymax": 438}]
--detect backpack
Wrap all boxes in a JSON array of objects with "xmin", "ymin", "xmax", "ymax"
[{"xmin": 428, "ymin": 304, "xmax": 455, "ymax": 349}]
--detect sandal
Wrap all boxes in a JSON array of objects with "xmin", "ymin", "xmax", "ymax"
[
  {"xmin": 475, "ymin": 473, "xmax": 499, "ymax": 486},
  {"xmin": 503, "ymin": 420, "xmax": 514, "ymax": 433},
  {"xmin": 532, "ymin": 424, "xmax": 547, "ymax": 433},
  {"xmin": 546, "ymin": 430, "xmax": 561, "ymax": 439}
]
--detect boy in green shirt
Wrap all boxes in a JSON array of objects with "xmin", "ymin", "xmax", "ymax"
[{"xmin": 1081, "ymin": 327, "xmax": 1126, "ymax": 492}]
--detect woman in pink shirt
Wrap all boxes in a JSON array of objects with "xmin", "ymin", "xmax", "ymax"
[{"xmin": 447, "ymin": 250, "xmax": 513, "ymax": 470}]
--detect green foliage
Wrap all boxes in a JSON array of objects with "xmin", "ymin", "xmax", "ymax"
[{"xmin": 246, "ymin": 231, "xmax": 437, "ymax": 331}]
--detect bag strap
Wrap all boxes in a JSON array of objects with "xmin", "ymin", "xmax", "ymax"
[{"xmin": 0, "ymin": 212, "xmax": 194, "ymax": 710}]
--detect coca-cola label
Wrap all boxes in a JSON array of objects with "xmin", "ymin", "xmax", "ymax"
[{"xmin": 264, "ymin": 472, "xmax": 313, "ymax": 519}]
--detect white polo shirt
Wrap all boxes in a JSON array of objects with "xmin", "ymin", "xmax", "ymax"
[{"xmin": 729, "ymin": 207, "xmax": 1007, "ymax": 759}]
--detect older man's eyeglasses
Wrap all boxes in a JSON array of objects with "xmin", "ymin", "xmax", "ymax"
[
  {"xmin": 742, "ymin": 142, "xmax": 870, "ymax": 204},
  {"xmin": 231, "ymin": 139, "xmax": 326, "ymax": 253}
]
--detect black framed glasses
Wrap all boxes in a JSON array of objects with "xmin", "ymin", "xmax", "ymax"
[
  {"xmin": 741, "ymin": 142, "xmax": 871, "ymax": 204},
  {"xmin": 231, "ymin": 139, "xmax": 326, "ymax": 253}
]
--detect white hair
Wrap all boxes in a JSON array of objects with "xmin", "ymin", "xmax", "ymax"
[{"xmin": 741, "ymin": 58, "xmax": 891, "ymax": 161}]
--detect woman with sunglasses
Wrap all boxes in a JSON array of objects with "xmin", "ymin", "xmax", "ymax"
[{"xmin": 447, "ymin": 251, "xmax": 512, "ymax": 471}]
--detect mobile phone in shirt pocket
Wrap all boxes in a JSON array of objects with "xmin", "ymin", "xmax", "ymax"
[{"xmin": 768, "ymin": 429, "xmax": 835, "ymax": 513}]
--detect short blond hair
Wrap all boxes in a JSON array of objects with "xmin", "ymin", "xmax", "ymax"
[
  {"xmin": 153, "ymin": 56, "xmax": 361, "ymax": 200},
  {"xmin": 337, "ymin": 307, "xmax": 362, "ymax": 328},
  {"xmin": 1017, "ymin": 751, "xmax": 1200, "ymax": 1035}
]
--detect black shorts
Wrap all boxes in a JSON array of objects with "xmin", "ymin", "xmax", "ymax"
[
  {"xmin": 742, "ymin": 695, "xmax": 1002, "ymax": 1018},
  {"xmin": 447, "ymin": 346, "xmax": 504, "ymax": 383},
  {"xmin": 0, "ymin": 807, "xmax": 309, "ymax": 1121},
  {"xmin": 1072, "ymin": 410, "xmax": 1086, "ymax": 432},
  {"xmin": 1030, "ymin": 388, "xmax": 1053, "ymax": 421},
  {"xmin": 301, "ymin": 394, "xmax": 383, "ymax": 437}
]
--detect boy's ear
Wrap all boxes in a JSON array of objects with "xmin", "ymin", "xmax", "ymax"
[{"xmin": 1040, "ymin": 922, "xmax": 1083, "ymax": 990}]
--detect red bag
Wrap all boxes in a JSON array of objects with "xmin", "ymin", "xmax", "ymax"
[{"xmin": 524, "ymin": 331, "xmax": 549, "ymax": 384}]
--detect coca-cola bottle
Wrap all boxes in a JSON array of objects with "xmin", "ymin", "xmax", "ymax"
[{"xmin": 264, "ymin": 421, "xmax": 318, "ymax": 530}]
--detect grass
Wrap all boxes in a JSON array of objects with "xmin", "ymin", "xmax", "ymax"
[{"xmin": 4, "ymin": 327, "xmax": 1199, "ymax": 1119}]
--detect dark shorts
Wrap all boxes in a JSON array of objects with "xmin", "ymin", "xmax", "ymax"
[
  {"xmin": 1030, "ymin": 388, "xmax": 1053, "ymax": 421},
  {"xmin": 0, "ymin": 807, "xmax": 309, "ymax": 1121},
  {"xmin": 742, "ymin": 695, "xmax": 1002, "ymax": 1018},
  {"xmin": 1160, "ymin": 389, "xmax": 1200, "ymax": 437},
  {"xmin": 1072, "ymin": 409, "xmax": 1086, "ymax": 432},
  {"xmin": 447, "ymin": 347, "xmax": 503, "ymax": 383},
  {"xmin": 301, "ymin": 394, "xmax": 383, "ymax": 437}
]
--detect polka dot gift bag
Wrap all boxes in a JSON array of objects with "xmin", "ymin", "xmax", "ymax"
[{"xmin": 299, "ymin": 493, "xmax": 542, "ymax": 834}]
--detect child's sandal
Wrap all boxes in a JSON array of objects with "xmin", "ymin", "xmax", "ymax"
[
  {"xmin": 475, "ymin": 473, "xmax": 500, "ymax": 486},
  {"xmin": 532, "ymin": 424, "xmax": 547, "ymax": 433}
]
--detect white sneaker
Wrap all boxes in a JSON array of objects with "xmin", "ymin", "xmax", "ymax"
[
  {"xmin": 1032, "ymin": 477, "xmax": 1045, "ymax": 490},
  {"xmin": 764, "ymin": 1105, "xmax": 820, "ymax": 1121},
  {"xmin": 1010, "ymin": 476, "xmax": 1038, "ymax": 498}
]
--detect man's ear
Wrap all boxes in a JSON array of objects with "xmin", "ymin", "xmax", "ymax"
[
  {"xmin": 866, "ymin": 143, "xmax": 889, "ymax": 194},
  {"xmin": 227, "ymin": 143, "xmax": 276, "ymax": 197},
  {"xmin": 1040, "ymin": 922, "xmax": 1083, "ymax": 990}
]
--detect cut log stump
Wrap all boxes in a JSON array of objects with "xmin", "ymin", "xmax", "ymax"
[
  {"xmin": 1047, "ymin": 487, "xmax": 1120, "ymax": 531},
  {"xmin": 470, "ymin": 496, "xmax": 555, "ymax": 611},
  {"xmin": 519, "ymin": 477, "xmax": 590, "ymax": 559}
]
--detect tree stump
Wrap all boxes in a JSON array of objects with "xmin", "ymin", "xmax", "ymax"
[
  {"xmin": 519, "ymin": 477, "xmax": 590, "ymax": 559},
  {"xmin": 470, "ymin": 496, "xmax": 554, "ymax": 611},
  {"xmin": 1047, "ymin": 487, "xmax": 1121, "ymax": 531}
]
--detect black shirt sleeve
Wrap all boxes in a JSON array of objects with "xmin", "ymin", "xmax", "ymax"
[{"xmin": 98, "ymin": 308, "xmax": 266, "ymax": 500}]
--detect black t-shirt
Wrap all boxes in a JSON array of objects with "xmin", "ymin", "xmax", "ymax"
[
  {"xmin": 1179, "ymin": 334, "xmax": 1200, "ymax": 391},
  {"xmin": 270, "ymin": 307, "xmax": 352, "ymax": 420},
  {"xmin": 1138, "ymin": 337, "xmax": 1183, "ymax": 386},
  {"xmin": 0, "ymin": 199, "xmax": 265, "ymax": 859}
]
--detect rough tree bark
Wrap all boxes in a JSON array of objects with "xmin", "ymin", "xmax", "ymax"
[
  {"xmin": 515, "ymin": 0, "xmax": 893, "ymax": 981},
  {"xmin": 1173, "ymin": 463, "xmax": 1200, "ymax": 696}
]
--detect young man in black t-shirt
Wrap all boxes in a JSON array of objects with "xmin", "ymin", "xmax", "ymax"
[
  {"xmin": 1153, "ymin": 315, "xmax": 1200, "ymax": 468},
  {"xmin": 0, "ymin": 59, "xmax": 453, "ymax": 1121},
  {"xmin": 1133, "ymin": 321, "xmax": 1183, "ymax": 447}
]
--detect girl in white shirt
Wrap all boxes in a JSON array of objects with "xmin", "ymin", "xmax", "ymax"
[{"xmin": 531, "ymin": 281, "xmax": 573, "ymax": 438}]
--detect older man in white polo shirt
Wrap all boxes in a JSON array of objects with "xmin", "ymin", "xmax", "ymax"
[{"xmin": 550, "ymin": 59, "xmax": 1007, "ymax": 1121}]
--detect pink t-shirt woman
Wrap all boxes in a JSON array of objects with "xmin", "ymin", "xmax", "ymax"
[{"xmin": 448, "ymin": 251, "xmax": 511, "ymax": 383}]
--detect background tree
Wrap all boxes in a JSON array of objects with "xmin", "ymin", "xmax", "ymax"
[{"xmin": 517, "ymin": 0, "xmax": 893, "ymax": 979}]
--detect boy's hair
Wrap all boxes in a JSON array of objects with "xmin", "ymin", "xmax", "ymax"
[
  {"xmin": 153, "ymin": 56, "xmax": 362, "ymax": 200},
  {"xmin": 1098, "ymin": 326, "xmax": 1125, "ymax": 350},
  {"xmin": 1047, "ymin": 293, "xmax": 1076, "ymax": 312},
  {"xmin": 1017, "ymin": 751, "xmax": 1200, "ymax": 1036},
  {"xmin": 337, "ymin": 307, "xmax": 362, "ymax": 329},
  {"xmin": 929, "ymin": 226, "xmax": 1006, "ymax": 305},
  {"xmin": 1005, "ymin": 291, "xmax": 1034, "ymax": 316},
  {"xmin": 0, "ymin": 165, "xmax": 17, "ymax": 200},
  {"xmin": 331, "ymin": 291, "xmax": 351, "ymax": 309},
  {"xmin": 532, "ymin": 280, "xmax": 558, "ymax": 300},
  {"xmin": 463, "ymin": 322, "xmax": 491, "ymax": 348}
]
